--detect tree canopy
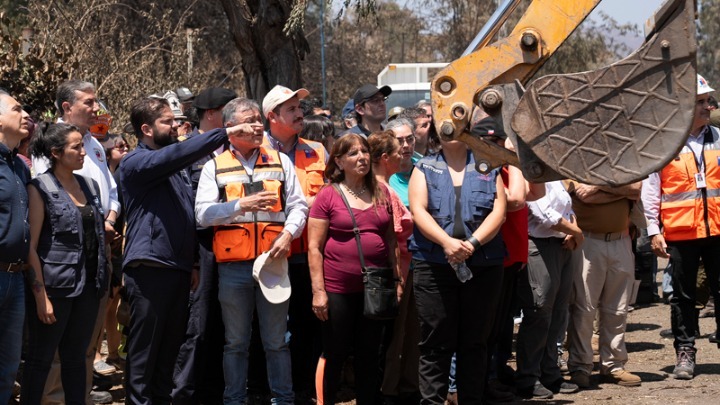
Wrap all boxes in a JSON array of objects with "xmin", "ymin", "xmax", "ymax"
[{"xmin": 0, "ymin": 0, "xmax": 716, "ymax": 129}]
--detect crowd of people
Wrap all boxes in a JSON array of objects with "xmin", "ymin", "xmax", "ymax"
[{"xmin": 0, "ymin": 72, "xmax": 719, "ymax": 405}]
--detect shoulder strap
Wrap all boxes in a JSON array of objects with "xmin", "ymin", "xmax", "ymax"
[
  {"xmin": 76, "ymin": 175, "xmax": 103, "ymax": 213},
  {"xmin": 36, "ymin": 172, "xmax": 60, "ymax": 195},
  {"xmin": 77, "ymin": 175, "xmax": 99, "ymax": 200},
  {"xmin": 332, "ymin": 183, "xmax": 366, "ymax": 270}
]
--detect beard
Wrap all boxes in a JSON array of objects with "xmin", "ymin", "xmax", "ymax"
[{"xmin": 154, "ymin": 130, "xmax": 178, "ymax": 148}]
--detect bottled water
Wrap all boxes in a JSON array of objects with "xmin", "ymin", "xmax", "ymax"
[{"xmin": 451, "ymin": 261, "xmax": 473, "ymax": 282}]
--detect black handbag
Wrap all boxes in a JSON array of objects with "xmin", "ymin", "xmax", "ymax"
[{"xmin": 334, "ymin": 184, "xmax": 398, "ymax": 320}]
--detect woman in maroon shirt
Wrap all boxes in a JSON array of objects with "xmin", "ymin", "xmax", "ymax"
[{"xmin": 308, "ymin": 133, "xmax": 401, "ymax": 405}]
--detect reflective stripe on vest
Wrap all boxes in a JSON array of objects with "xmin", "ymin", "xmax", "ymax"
[
  {"xmin": 293, "ymin": 139, "xmax": 326, "ymax": 254},
  {"xmin": 212, "ymin": 148, "xmax": 287, "ymax": 262},
  {"xmin": 660, "ymin": 126, "xmax": 720, "ymax": 241},
  {"xmin": 261, "ymin": 136, "xmax": 326, "ymax": 255}
]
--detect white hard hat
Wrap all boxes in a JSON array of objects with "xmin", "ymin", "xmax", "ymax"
[{"xmin": 698, "ymin": 74, "xmax": 715, "ymax": 95}]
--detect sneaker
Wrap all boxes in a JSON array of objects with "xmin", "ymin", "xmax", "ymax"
[
  {"xmin": 673, "ymin": 347, "xmax": 696, "ymax": 380},
  {"xmin": 90, "ymin": 390, "xmax": 113, "ymax": 404},
  {"xmin": 544, "ymin": 378, "xmax": 579, "ymax": 394},
  {"xmin": 603, "ymin": 369, "xmax": 641, "ymax": 387},
  {"xmin": 93, "ymin": 360, "xmax": 116, "ymax": 376},
  {"xmin": 517, "ymin": 382, "xmax": 553, "ymax": 399},
  {"xmin": 569, "ymin": 370, "xmax": 591, "ymax": 389},
  {"xmin": 558, "ymin": 356, "xmax": 569, "ymax": 374}
]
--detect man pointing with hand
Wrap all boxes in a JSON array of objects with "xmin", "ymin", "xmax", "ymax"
[{"xmin": 195, "ymin": 97, "xmax": 308, "ymax": 405}]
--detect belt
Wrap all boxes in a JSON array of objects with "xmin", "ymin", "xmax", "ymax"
[
  {"xmin": 0, "ymin": 261, "xmax": 28, "ymax": 273},
  {"xmin": 583, "ymin": 231, "xmax": 628, "ymax": 242}
]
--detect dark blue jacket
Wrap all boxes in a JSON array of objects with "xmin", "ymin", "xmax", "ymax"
[
  {"xmin": 408, "ymin": 150, "xmax": 505, "ymax": 266},
  {"xmin": 119, "ymin": 128, "xmax": 227, "ymax": 272},
  {"xmin": 33, "ymin": 173, "xmax": 107, "ymax": 298},
  {"xmin": 0, "ymin": 143, "xmax": 30, "ymax": 263}
]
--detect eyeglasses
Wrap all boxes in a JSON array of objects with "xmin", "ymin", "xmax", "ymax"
[
  {"xmin": 363, "ymin": 96, "xmax": 387, "ymax": 106},
  {"xmin": 114, "ymin": 143, "xmax": 129, "ymax": 150},
  {"xmin": 396, "ymin": 135, "xmax": 415, "ymax": 145}
]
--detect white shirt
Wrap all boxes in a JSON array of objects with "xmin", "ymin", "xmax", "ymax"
[
  {"xmin": 195, "ymin": 146, "xmax": 308, "ymax": 238},
  {"xmin": 642, "ymin": 126, "xmax": 711, "ymax": 236},
  {"xmin": 32, "ymin": 132, "xmax": 120, "ymax": 216},
  {"xmin": 527, "ymin": 181, "xmax": 574, "ymax": 238}
]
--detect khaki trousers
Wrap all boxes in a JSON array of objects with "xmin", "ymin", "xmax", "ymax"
[{"xmin": 567, "ymin": 235, "xmax": 634, "ymax": 374}]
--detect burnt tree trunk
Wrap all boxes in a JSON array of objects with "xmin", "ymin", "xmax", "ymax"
[{"xmin": 219, "ymin": 0, "xmax": 309, "ymax": 101}]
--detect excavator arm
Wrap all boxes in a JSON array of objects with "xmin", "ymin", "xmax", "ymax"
[{"xmin": 431, "ymin": 0, "xmax": 697, "ymax": 186}]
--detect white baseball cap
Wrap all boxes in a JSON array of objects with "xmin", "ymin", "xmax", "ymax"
[
  {"xmin": 262, "ymin": 85, "xmax": 309, "ymax": 118},
  {"xmin": 252, "ymin": 251, "xmax": 291, "ymax": 304},
  {"xmin": 698, "ymin": 74, "xmax": 715, "ymax": 95}
]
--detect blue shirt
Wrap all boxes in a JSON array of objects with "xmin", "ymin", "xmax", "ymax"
[
  {"xmin": 0, "ymin": 143, "xmax": 30, "ymax": 263},
  {"xmin": 120, "ymin": 128, "xmax": 227, "ymax": 272},
  {"xmin": 389, "ymin": 151, "xmax": 423, "ymax": 207}
]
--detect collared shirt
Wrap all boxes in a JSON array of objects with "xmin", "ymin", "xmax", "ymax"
[
  {"xmin": 33, "ymin": 131, "xmax": 120, "ymax": 216},
  {"xmin": 195, "ymin": 145, "xmax": 308, "ymax": 239},
  {"xmin": 0, "ymin": 143, "xmax": 30, "ymax": 263},
  {"xmin": 527, "ymin": 181, "xmax": 574, "ymax": 238},
  {"xmin": 642, "ymin": 125, "xmax": 712, "ymax": 236}
]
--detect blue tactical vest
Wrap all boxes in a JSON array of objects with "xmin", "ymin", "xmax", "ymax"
[
  {"xmin": 33, "ymin": 173, "xmax": 108, "ymax": 298},
  {"xmin": 408, "ymin": 151, "xmax": 506, "ymax": 266}
]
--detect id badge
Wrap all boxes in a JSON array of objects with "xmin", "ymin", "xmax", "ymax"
[{"xmin": 695, "ymin": 172, "xmax": 707, "ymax": 189}]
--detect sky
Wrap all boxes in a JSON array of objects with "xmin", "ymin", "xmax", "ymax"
[{"xmin": 593, "ymin": 0, "xmax": 667, "ymax": 32}]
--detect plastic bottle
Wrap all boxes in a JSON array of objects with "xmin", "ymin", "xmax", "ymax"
[{"xmin": 451, "ymin": 261, "xmax": 473, "ymax": 283}]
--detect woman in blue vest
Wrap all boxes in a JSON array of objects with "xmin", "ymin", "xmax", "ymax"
[
  {"xmin": 408, "ymin": 132, "xmax": 506, "ymax": 404},
  {"xmin": 23, "ymin": 123, "xmax": 107, "ymax": 404}
]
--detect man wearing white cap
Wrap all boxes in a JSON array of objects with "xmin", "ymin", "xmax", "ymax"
[
  {"xmin": 195, "ymin": 97, "xmax": 308, "ymax": 404},
  {"xmin": 263, "ymin": 85, "xmax": 329, "ymax": 397},
  {"xmin": 642, "ymin": 74, "xmax": 720, "ymax": 380}
]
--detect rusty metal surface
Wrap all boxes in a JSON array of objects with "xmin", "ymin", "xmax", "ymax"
[{"xmin": 512, "ymin": 0, "xmax": 697, "ymax": 186}]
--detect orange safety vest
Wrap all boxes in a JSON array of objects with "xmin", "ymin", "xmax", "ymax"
[
  {"xmin": 263, "ymin": 136, "xmax": 327, "ymax": 254},
  {"xmin": 660, "ymin": 126, "xmax": 720, "ymax": 242},
  {"xmin": 212, "ymin": 147, "xmax": 288, "ymax": 262}
]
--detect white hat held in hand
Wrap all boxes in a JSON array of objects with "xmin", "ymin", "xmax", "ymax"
[{"xmin": 253, "ymin": 251, "xmax": 291, "ymax": 304}]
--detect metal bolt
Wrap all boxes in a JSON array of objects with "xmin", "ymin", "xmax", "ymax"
[
  {"xmin": 521, "ymin": 33, "xmax": 538, "ymax": 51},
  {"xmin": 480, "ymin": 89, "xmax": 503, "ymax": 110},
  {"xmin": 477, "ymin": 161, "xmax": 490, "ymax": 174},
  {"xmin": 441, "ymin": 122, "xmax": 455, "ymax": 137},
  {"xmin": 661, "ymin": 40, "xmax": 670, "ymax": 49},
  {"xmin": 439, "ymin": 80, "xmax": 453, "ymax": 94},
  {"xmin": 452, "ymin": 105, "xmax": 467, "ymax": 120},
  {"xmin": 526, "ymin": 162, "xmax": 544, "ymax": 179}
]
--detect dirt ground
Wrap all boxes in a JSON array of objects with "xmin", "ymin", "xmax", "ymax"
[{"xmin": 104, "ymin": 269, "xmax": 720, "ymax": 404}]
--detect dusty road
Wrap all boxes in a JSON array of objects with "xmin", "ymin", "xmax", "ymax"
[{"xmin": 105, "ymin": 278, "xmax": 720, "ymax": 404}]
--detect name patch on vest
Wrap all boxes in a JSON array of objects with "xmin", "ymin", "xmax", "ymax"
[
  {"xmin": 421, "ymin": 163, "xmax": 443, "ymax": 175},
  {"xmin": 304, "ymin": 149, "xmax": 317, "ymax": 158},
  {"xmin": 261, "ymin": 153, "xmax": 274, "ymax": 163}
]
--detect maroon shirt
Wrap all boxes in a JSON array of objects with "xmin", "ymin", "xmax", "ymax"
[{"xmin": 310, "ymin": 185, "xmax": 392, "ymax": 294}]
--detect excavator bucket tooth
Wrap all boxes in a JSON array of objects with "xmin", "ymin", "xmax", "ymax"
[{"xmin": 512, "ymin": 0, "xmax": 697, "ymax": 186}]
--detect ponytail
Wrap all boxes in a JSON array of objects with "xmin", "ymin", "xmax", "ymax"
[{"xmin": 29, "ymin": 122, "xmax": 80, "ymax": 167}]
